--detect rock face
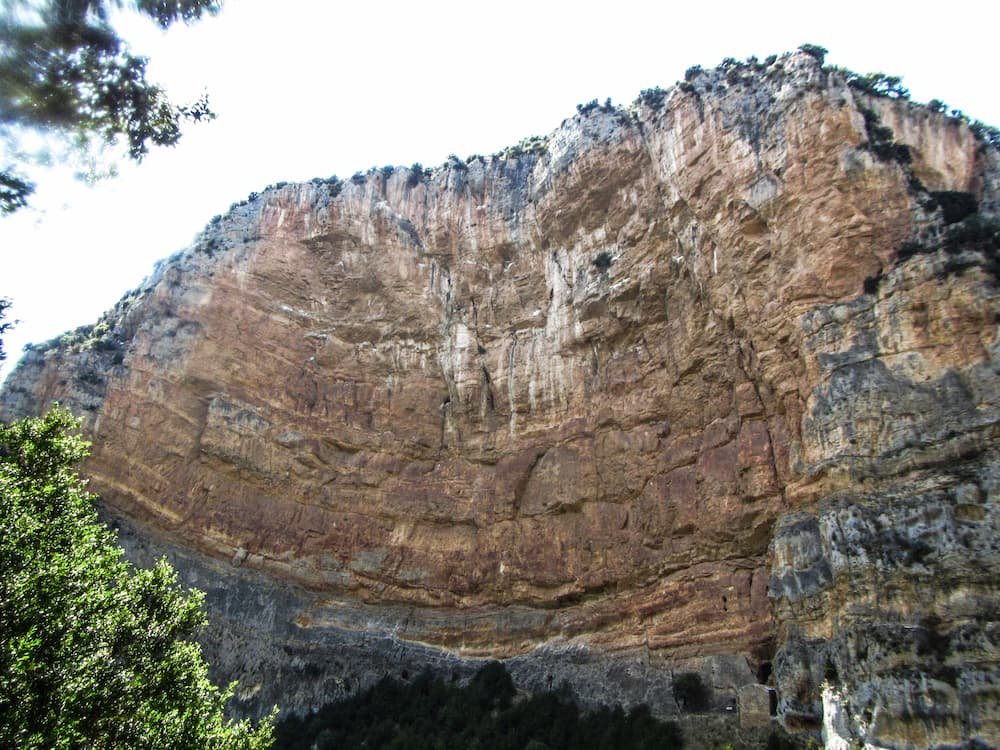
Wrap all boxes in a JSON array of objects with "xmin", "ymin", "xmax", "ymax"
[{"xmin": 3, "ymin": 52, "xmax": 998, "ymax": 747}]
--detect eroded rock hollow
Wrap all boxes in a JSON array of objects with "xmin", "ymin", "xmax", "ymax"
[{"xmin": 3, "ymin": 51, "xmax": 998, "ymax": 748}]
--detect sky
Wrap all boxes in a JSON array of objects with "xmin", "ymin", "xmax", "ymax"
[{"xmin": 2, "ymin": 0, "xmax": 999, "ymax": 379}]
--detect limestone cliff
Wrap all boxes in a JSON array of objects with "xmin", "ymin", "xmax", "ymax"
[{"xmin": 3, "ymin": 51, "xmax": 998, "ymax": 748}]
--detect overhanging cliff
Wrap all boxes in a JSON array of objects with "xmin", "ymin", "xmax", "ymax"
[{"xmin": 3, "ymin": 50, "xmax": 998, "ymax": 748}]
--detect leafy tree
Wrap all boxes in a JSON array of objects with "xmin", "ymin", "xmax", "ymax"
[
  {"xmin": 0, "ymin": 405, "xmax": 275, "ymax": 749},
  {"xmin": 467, "ymin": 660, "xmax": 515, "ymax": 711},
  {"xmin": 0, "ymin": 0, "xmax": 221, "ymax": 213}
]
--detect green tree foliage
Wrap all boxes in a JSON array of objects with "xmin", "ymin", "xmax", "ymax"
[
  {"xmin": 637, "ymin": 86, "xmax": 667, "ymax": 109},
  {"xmin": 846, "ymin": 71, "xmax": 910, "ymax": 100},
  {"xmin": 0, "ymin": 405, "xmax": 275, "ymax": 749},
  {"xmin": 968, "ymin": 120, "xmax": 1000, "ymax": 149},
  {"xmin": 0, "ymin": 0, "xmax": 221, "ymax": 213},
  {"xmin": 797, "ymin": 43, "xmax": 828, "ymax": 64},
  {"xmin": 0, "ymin": 171, "xmax": 33, "ymax": 214},
  {"xmin": 273, "ymin": 662, "xmax": 683, "ymax": 750}
]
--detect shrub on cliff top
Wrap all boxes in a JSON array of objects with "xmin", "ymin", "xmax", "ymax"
[
  {"xmin": 847, "ymin": 71, "xmax": 910, "ymax": 100},
  {"xmin": 407, "ymin": 163, "xmax": 425, "ymax": 187},
  {"xmin": 968, "ymin": 120, "xmax": 1000, "ymax": 148},
  {"xmin": 637, "ymin": 87, "xmax": 667, "ymax": 109},
  {"xmin": 798, "ymin": 43, "xmax": 828, "ymax": 64}
]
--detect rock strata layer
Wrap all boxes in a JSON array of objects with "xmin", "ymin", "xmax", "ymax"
[{"xmin": 3, "ymin": 51, "xmax": 998, "ymax": 748}]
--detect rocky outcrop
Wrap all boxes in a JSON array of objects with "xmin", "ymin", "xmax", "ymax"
[{"xmin": 3, "ymin": 51, "xmax": 998, "ymax": 747}]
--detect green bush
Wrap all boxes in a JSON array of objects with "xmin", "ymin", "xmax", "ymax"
[
  {"xmin": 798, "ymin": 44, "xmax": 827, "ymax": 64},
  {"xmin": 592, "ymin": 251, "xmax": 613, "ymax": 271},
  {"xmin": 929, "ymin": 191, "xmax": 978, "ymax": 225},
  {"xmin": 858, "ymin": 106, "xmax": 912, "ymax": 164},
  {"xmin": 407, "ymin": 163, "xmax": 425, "ymax": 187},
  {"xmin": 684, "ymin": 65, "xmax": 703, "ymax": 82},
  {"xmin": 637, "ymin": 87, "xmax": 666, "ymax": 109},
  {"xmin": 847, "ymin": 72, "xmax": 910, "ymax": 100},
  {"xmin": 968, "ymin": 120, "xmax": 1000, "ymax": 148},
  {"xmin": 894, "ymin": 214, "xmax": 999, "ymax": 283},
  {"xmin": 496, "ymin": 135, "xmax": 548, "ymax": 160},
  {"xmin": 324, "ymin": 175, "xmax": 343, "ymax": 196}
]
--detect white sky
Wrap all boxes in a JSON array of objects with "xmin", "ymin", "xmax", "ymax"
[{"xmin": 2, "ymin": 0, "xmax": 999, "ymax": 379}]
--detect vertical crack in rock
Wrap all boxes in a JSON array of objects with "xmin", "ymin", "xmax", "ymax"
[{"xmin": 506, "ymin": 333, "xmax": 518, "ymax": 437}]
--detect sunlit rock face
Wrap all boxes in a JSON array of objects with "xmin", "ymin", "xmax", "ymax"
[{"xmin": 3, "ymin": 51, "xmax": 998, "ymax": 746}]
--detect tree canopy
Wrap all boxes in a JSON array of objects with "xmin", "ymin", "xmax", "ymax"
[
  {"xmin": 274, "ymin": 661, "xmax": 684, "ymax": 750},
  {"xmin": 0, "ymin": 0, "xmax": 220, "ymax": 214},
  {"xmin": 0, "ymin": 403, "xmax": 274, "ymax": 748}
]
